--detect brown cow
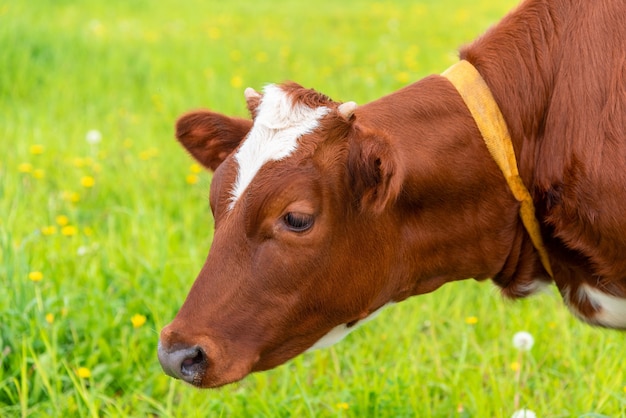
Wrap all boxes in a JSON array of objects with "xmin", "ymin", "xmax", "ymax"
[{"xmin": 158, "ymin": 0, "xmax": 626, "ymax": 388}]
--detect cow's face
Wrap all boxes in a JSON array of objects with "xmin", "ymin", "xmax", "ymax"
[{"xmin": 158, "ymin": 83, "xmax": 406, "ymax": 388}]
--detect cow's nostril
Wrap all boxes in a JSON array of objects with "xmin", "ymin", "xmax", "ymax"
[
  {"xmin": 180, "ymin": 346, "xmax": 207, "ymax": 378},
  {"xmin": 158, "ymin": 342, "xmax": 208, "ymax": 385}
]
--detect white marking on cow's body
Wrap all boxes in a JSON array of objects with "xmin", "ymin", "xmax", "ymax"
[
  {"xmin": 306, "ymin": 304, "xmax": 392, "ymax": 352},
  {"xmin": 513, "ymin": 278, "xmax": 551, "ymax": 297},
  {"xmin": 229, "ymin": 84, "xmax": 330, "ymax": 209},
  {"xmin": 577, "ymin": 284, "xmax": 626, "ymax": 328}
]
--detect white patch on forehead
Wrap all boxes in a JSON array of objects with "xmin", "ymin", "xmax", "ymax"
[
  {"xmin": 229, "ymin": 84, "xmax": 330, "ymax": 209},
  {"xmin": 306, "ymin": 304, "xmax": 392, "ymax": 352}
]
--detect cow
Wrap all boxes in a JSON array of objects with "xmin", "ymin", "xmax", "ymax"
[{"xmin": 158, "ymin": 0, "xmax": 626, "ymax": 388}]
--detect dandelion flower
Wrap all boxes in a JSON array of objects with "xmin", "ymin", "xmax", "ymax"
[
  {"xmin": 336, "ymin": 402, "xmax": 349, "ymax": 410},
  {"xmin": 61, "ymin": 225, "xmax": 78, "ymax": 236},
  {"xmin": 33, "ymin": 169, "xmax": 45, "ymax": 179},
  {"xmin": 131, "ymin": 314, "xmax": 147, "ymax": 328},
  {"xmin": 28, "ymin": 271, "xmax": 43, "ymax": 282},
  {"xmin": 139, "ymin": 148, "xmax": 158, "ymax": 160},
  {"xmin": 56, "ymin": 215, "xmax": 69, "ymax": 226},
  {"xmin": 60, "ymin": 191, "xmax": 81, "ymax": 203},
  {"xmin": 41, "ymin": 226, "xmax": 57, "ymax": 236},
  {"xmin": 29, "ymin": 144, "xmax": 44, "ymax": 155},
  {"xmin": 229, "ymin": 50, "xmax": 242, "ymax": 62},
  {"xmin": 207, "ymin": 27, "xmax": 221, "ymax": 40},
  {"xmin": 186, "ymin": 174, "xmax": 199, "ymax": 185},
  {"xmin": 77, "ymin": 367, "xmax": 91, "ymax": 378},
  {"xmin": 395, "ymin": 71, "xmax": 411, "ymax": 84},
  {"xmin": 510, "ymin": 361, "xmax": 521, "ymax": 372},
  {"xmin": 190, "ymin": 163, "xmax": 202, "ymax": 174},
  {"xmin": 230, "ymin": 75, "xmax": 243, "ymax": 88},
  {"xmin": 255, "ymin": 51, "xmax": 269, "ymax": 63},
  {"xmin": 512, "ymin": 331, "xmax": 534, "ymax": 351},
  {"xmin": 18, "ymin": 163, "xmax": 33, "ymax": 173},
  {"xmin": 465, "ymin": 316, "xmax": 478, "ymax": 325},
  {"xmin": 81, "ymin": 176, "xmax": 95, "ymax": 188},
  {"xmin": 511, "ymin": 408, "xmax": 537, "ymax": 418},
  {"xmin": 45, "ymin": 313, "xmax": 54, "ymax": 324}
]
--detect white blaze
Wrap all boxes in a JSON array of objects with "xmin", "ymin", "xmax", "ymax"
[{"xmin": 229, "ymin": 84, "xmax": 330, "ymax": 209}]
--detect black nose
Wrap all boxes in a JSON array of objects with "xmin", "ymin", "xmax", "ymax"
[{"xmin": 158, "ymin": 342, "xmax": 207, "ymax": 384}]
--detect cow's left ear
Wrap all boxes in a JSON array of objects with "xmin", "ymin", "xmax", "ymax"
[
  {"xmin": 347, "ymin": 128, "xmax": 404, "ymax": 213},
  {"xmin": 176, "ymin": 110, "xmax": 252, "ymax": 172}
]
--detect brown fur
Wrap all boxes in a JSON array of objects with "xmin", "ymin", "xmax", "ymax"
[{"xmin": 159, "ymin": 0, "xmax": 626, "ymax": 388}]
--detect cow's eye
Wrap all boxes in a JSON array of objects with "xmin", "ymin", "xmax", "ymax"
[{"xmin": 283, "ymin": 212, "xmax": 314, "ymax": 232}]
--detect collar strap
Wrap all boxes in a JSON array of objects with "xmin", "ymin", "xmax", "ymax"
[{"xmin": 442, "ymin": 60, "xmax": 553, "ymax": 278}]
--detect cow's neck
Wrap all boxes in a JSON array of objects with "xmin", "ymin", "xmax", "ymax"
[
  {"xmin": 356, "ymin": 1, "xmax": 571, "ymax": 298},
  {"xmin": 359, "ymin": 75, "xmax": 548, "ymax": 299}
]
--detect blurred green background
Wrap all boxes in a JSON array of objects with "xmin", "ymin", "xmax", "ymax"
[{"xmin": 1, "ymin": 0, "xmax": 625, "ymax": 416}]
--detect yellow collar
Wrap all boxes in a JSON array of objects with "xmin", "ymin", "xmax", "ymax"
[{"xmin": 442, "ymin": 60, "xmax": 553, "ymax": 278}]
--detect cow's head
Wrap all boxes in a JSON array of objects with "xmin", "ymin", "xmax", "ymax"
[{"xmin": 158, "ymin": 82, "xmax": 416, "ymax": 388}]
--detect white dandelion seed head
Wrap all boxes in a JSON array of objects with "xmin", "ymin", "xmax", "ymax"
[
  {"xmin": 86, "ymin": 129, "xmax": 102, "ymax": 144},
  {"xmin": 511, "ymin": 408, "xmax": 537, "ymax": 418},
  {"xmin": 512, "ymin": 331, "xmax": 534, "ymax": 351}
]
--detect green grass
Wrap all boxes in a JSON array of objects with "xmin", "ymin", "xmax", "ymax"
[{"xmin": 1, "ymin": 0, "xmax": 625, "ymax": 416}]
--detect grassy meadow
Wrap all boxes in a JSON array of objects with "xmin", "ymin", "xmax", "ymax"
[{"xmin": 2, "ymin": 0, "xmax": 625, "ymax": 416}]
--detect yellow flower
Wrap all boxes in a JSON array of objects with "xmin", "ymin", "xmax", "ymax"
[
  {"xmin": 83, "ymin": 227, "xmax": 94, "ymax": 237},
  {"xmin": 29, "ymin": 144, "xmax": 44, "ymax": 155},
  {"xmin": 186, "ymin": 174, "xmax": 199, "ymax": 185},
  {"xmin": 139, "ymin": 148, "xmax": 158, "ymax": 160},
  {"xmin": 207, "ymin": 27, "xmax": 221, "ymax": 40},
  {"xmin": 61, "ymin": 225, "xmax": 78, "ymax": 236},
  {"xmin": 395, "ymin": 71, "xmax": 411, "ymax": 84},
  {"xmin": 33, "ymin": 169, "xmax": 45, "ymax": 179},
  {"xmin": 45, "ymin": 313, "xmax": 55, "ymax": 324},
  {"xmin": 229, "ymin": 50, "xmax": 242, "ymax": 62},
  {"xmin": 336, "ymin": 402, "xmax": 349, "ymax": 410},
  {"xmin": 190, "ymin": 163, "xmax": 202, "ymax": 174},
  {"xmin": 41, "ymin": 226, "xmax": 57, "ymax": 236},
  {"xmin": 18, "ymin": 163, "xmax": 33, "ymax": 173},
  {"xmin": 81, "ymin": 176, "xmax": 95, "ymax": 188},
  {"xmin": 56, "ymin": 215, "xmax": 69, "ymax": 226},
  {"xmin": 465, "ymin": 316, "xmax": 478, "ymax": 325},
  {"xmin": 77, "ymin": 367, "xmax": 91, "ymax": 378},
  {"xmin": 255, "ymin": 51, "xmax": 269, "ymax": 63},
  {"xmin": 61, "ymin": 191, "xmax": 81, "ymax": 203},
  {"xmin": 510, "ymin": 361, "xmax": 521, "ymax": 372},
  {"xmin": 230, "ymin": 75, "xmax": 243, "ymax": 88},
  {"xmin": 131, "ymin": 314, "xmax": 147, "ymax": 328},
  {"xmin": 28, "ymin": 271, "xmax": 43, "ymax": 282}
]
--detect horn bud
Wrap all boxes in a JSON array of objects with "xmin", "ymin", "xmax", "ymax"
[
  {"xmin": 244, "ymin": 87, "xmax": 261, "ymax": 101},
  {"xmin": 244, "ymin": 87, "xmax": 262, "ymax": 115},
  {"xmin": 338, "ymin": 101, "xmax": 358, "ymax": 120}
]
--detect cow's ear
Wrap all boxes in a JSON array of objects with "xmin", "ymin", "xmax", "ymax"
[
  {"xmin": 175, "ymin": 110, "xmax": 252, "ymax": 171},
  {"xmin": 347, "ymin": 128, "xmax": 404, "ymax": 213}
]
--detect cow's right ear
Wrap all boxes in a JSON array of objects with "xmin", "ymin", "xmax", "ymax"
[
  {"xmin": 347, "ymin": 127, "xmax": 404, "ymax": 214},
  {"xmin": 175, "ymin": 110, "xmax": 253, "ymax": 172}
]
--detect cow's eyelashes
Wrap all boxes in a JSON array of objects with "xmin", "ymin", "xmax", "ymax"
[{"xmin": 283, "ymin": 212, "xmax": 314, "ymax": 232}]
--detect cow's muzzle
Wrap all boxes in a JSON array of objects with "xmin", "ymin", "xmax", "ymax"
[{"xmin": 157, "ymin": 342, "xmax": 207, "ymax": 385}]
